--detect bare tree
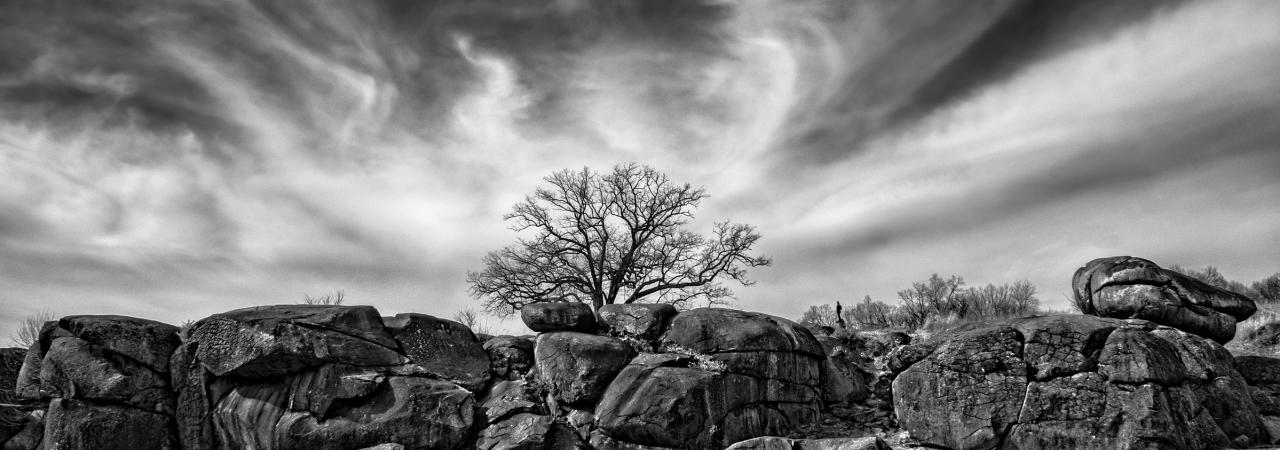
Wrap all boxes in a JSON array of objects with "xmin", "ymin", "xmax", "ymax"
[
  {"xmin": 302, "ymin": 290, "xmax": 345, "ymax": 305},
  {"xmin": 468, "ymin": 163, "xmax": 771, "ymax": 315},
  {"xmin": 452, "ymin": 307, "xmax": 491, "ymax": 335},
  {"xmin": 897, "ymin": 274, "xmax": 965, "ymax": 330},
  {"xmin": 797, "ymin": 304, "xmax": 839, "ymax": 329},
  {"xmin": 1255, "ymin": 273, "xmax": 1280, "ymax": 303},
  {"xmin": 9, "ymin": 309, "xmax": 56, "ymax": 348}
]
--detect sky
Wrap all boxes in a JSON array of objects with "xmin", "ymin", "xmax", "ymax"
[{"xmin": 2, "ymin": 0, "xmax": 1279, "ymax": 340}]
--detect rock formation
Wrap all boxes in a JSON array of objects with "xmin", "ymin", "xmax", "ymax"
[
  {"xmin": 893, "ymin": 314, "xmax": 1272, "ymax": 449},
  {"xmin": 4, "ymin": 303, "xmax": 868, "ymax": 449},
  {"xmin": 1072, "ymin": 256, "xmax": 1257, "ymax": 343}
]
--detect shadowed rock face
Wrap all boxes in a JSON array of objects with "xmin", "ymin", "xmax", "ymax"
[
  {"xmin": 1072, "ymin": 256, "xmax": 1257, "ymax": 343},
  {"xmin": 595, "ymin": 309, "xmax": 825, "ymax": 449},
  {"xmin": 175, "ymin": 305, "xmax": 485, "ymax": 450},
  {"xmin": 893, "ymin": 314, "xmax": 1268, "ymax": 450}
]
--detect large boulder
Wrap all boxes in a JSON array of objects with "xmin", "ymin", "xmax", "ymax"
[
  {"xmin": 57, "ymin": 315, "xmax": 180, "ymax": 372},
  {"xmin": 14, "ymin": 321, "xmax": 71, "ymax": 399},
  {"xmin": 661, "ymin": 308, "xmax": 824, "ymax": 357},
  {"xmin": 597, "ymin": 304, "xmax": 678, "ymax": 342},
  {"xmin": 44, "ymin": 398, "xmax": 176, "ymax": 449},
  {"xmin": 19, "ymin": 315, "xmax": 182, "ymax": 449},
  {"xmin": 1, "ymin": 409, "xmax": 44, "ymax": 450},
  {"xmin": 596, "ymin": 308, "xmax": 824, "ymax": 449},
  {"xmin": 534, "ymin": 332, "xmax": 633, "ymax": 405},
  {"xmin": 383, "ymin": 313, "xmax": 490, "ymax": 390},
  {"xmin": 212, "ymin": 374, "xmax": 476, "ymax": 450},
  {"xmin": 189, "ymin": 305, "xmax": 406, "ymax": 377},
  {"xmin": 39, "ymin": 336, "xmax": 173, "ymax": 413},
  {"xmin": 484, "ymin": 335, "xmax": 535, "ymax": 380},
  {"xmin": 894, "ymin": 314, "xmax": 1269, "ymax": 449},
  {"xmin": 1072, "ymin": 256, "xmax": 1257, "ymax": 343},
  {"xmin": 521, "ymin": 303, "xmax": 596, "ymax": 333},
  {"xmin": 175, "ymin": 305, "xmax": 483, "ymax": 450},
  {"xmin": 595, "ymin": 366, "xmax": 820, "ymax": 449}
]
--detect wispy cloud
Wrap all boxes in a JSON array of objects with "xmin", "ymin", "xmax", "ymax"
[{"xmin": 1, "ymin": 0, "xmax": 1278, "ymax": 337}]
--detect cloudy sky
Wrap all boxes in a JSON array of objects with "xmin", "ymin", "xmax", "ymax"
[{"xmin": 2, "ymin": 0, "xmax": 1279, "ymax": 339}]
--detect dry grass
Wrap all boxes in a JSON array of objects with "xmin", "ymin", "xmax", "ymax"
[{"xmin": 1227, "ymin": 302, "xmax": 1280, "ymax": 357}]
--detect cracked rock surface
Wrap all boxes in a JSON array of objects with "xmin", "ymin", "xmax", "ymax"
[
  {"xmin": 596, "ymin": 308, "xmax": 824, "ymax": 449},
  {"xmin": 1072, "ymin": 256, "xmax": 1257, "ymax": 343},
  {"xmin": 894, "ymin": 314, "xmax": 1271, "ymax": 449}
]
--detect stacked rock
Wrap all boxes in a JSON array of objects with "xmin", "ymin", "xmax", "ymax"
[
  {"xmin": 14, "ymin": 316, "xmax": 182, "ymax": 449},
  {"xmin": 174, "ymin": 306, "xmax": 484, "ymax": 450},
  {"xmin": 1072, "ymin": 255, "xmax": 1257, "ymax": 343},
  {"xmin": 891, "ymin": 256, "xmax": 1270, "ymax": 449}
]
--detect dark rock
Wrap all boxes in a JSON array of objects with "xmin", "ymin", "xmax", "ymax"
[
  {"xmin": 1237, "ymin": 355, "xmax": 1280, "ymax": 384},
  {"xmin": 170, "ymin": 340, "xmax": 216, "ymax": 450},
  {"xmin": 0, "ymin": 348, "xmax": 24, "ymax": 402},
  {"xmin": 57, "ymin": 315, "xmax": 179, "ymax": 373},
  {"xmin": 1072, "ymin": 256, "xmax": 1257, "ymax": 343},
  {"xmin": 189, "ymin": 305, "xmax": 405, "ymax": 377},
  {"xmin": 2, "ymin": 409, "xmax": 44, "ymax": 450},
  {"xmin": 484, "ymin": 335, "xmax": 535, "ymax": 380},
  {"xmin": 706, "ymin": 351, "xmax": 820, "ymax": 385},
  {"xmin": 595, "ymin": 365, "xmax": 819, "ymax": 448},
  {"xmin": 38, "ymin": 336, "xmax": 172, "ymax": 413},
  {"xmin": 481, "ymin": 380, "xmax": 542, "ymax": 424},
  {"xmin": 44, "ymin": 398, "xmax": 176, "ymax": 449},
  {"xmin": 660, "ymin": 308, "xmax": 823, "ymax": 357},
  {"xmin": 475, "ymin": 413, "xmax": 553, "ymax": 450},
  {"xmin": 214, "ymin": 376, "xmax": 475, "ymax": 450},
  {"xmin": 1096, "ymin": 328, "xmax": 1185, "ymax": 385},
  {"xmin": 818, "ymin": 339, "xmax": 871, "ymax": 404},
  {"xmin": 597, "ymin": 304, "xmax": 678, "ymax": 341},
  {"xmin": 725, "ymin": 436, "xmax": 891, "ymax": 450},
  {"xmin": 895, "ymin": 314, "xmax": 1269, "ymax": 449},
  {"xmin": 893, "ymin": 326, "xmax": 1027, "ymax": 450},
  {"xmin": 0, "ymin": 404, "xmax": 25, "ymax": 443},
  {"xmin": 534, "ymin": 332, "xmax": 633, "ymax": 405},
  {"xmin": 1011, "ymin": 315, "xmax": 1121, "ymax": 380},
  {"xmin": 278, "ymin": 377, "xmax": 475, "ymax": 450},
  {"xmin": 14, "ymin": 322, "xmax": 70, "ymax": 399},
  {"xmin": 520, "ymin": 303, "xmax": 596, "ymax": 333},
  {"xmin": 383, "ymin": 313, "xmax": 490, "ymax": 390}
]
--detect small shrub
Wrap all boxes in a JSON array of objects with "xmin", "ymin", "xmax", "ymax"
[
  {"xmin": 302, "ymin": 290, "xmax": 345, "ymax": 305},
  {"xmin": 8, "ymin": 309, "xmax": 56, "ymax": 348}
]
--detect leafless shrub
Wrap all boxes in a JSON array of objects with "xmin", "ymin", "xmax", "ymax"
[
  {"xmin": 9, "ymin": 309, "xmax": 56, "ymax": 348},
  {"xmin": 302, "ymin": 290, "xmax": 345, "ymax": 305}
]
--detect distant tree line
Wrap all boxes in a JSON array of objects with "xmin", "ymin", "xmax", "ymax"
[
  {"xmin": 798, "ymin": 274, "xmax": 1041, "ymax": 332},
  {"xmin": 1168, "ymin": 265, "xmax": 1280, "ymax": 304}
]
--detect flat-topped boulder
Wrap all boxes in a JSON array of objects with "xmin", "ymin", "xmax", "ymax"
[
  {"xmin": 189, "ymin": 305, "xmax": 406, "ymax": 377},
  {"xmin": 58, "ymin": 315, "xmax": 180, "ymax": 373},
  {"xmin": 1072, "ymin": 256, "xmax": 1257, "ymax": 343}
]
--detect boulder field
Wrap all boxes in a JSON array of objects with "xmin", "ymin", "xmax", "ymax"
[
  {"xmin": 0, "ymin": 303, "xmax": 869, "ymax": 449},
  {"xmin": 2, "ymin": 256, "xmax": 1276, "ymax": 449}
]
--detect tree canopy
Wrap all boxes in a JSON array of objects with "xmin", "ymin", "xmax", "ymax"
[{"xmin": 468, "ymin": 163, "xmax": 771, "ymax": 315}]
